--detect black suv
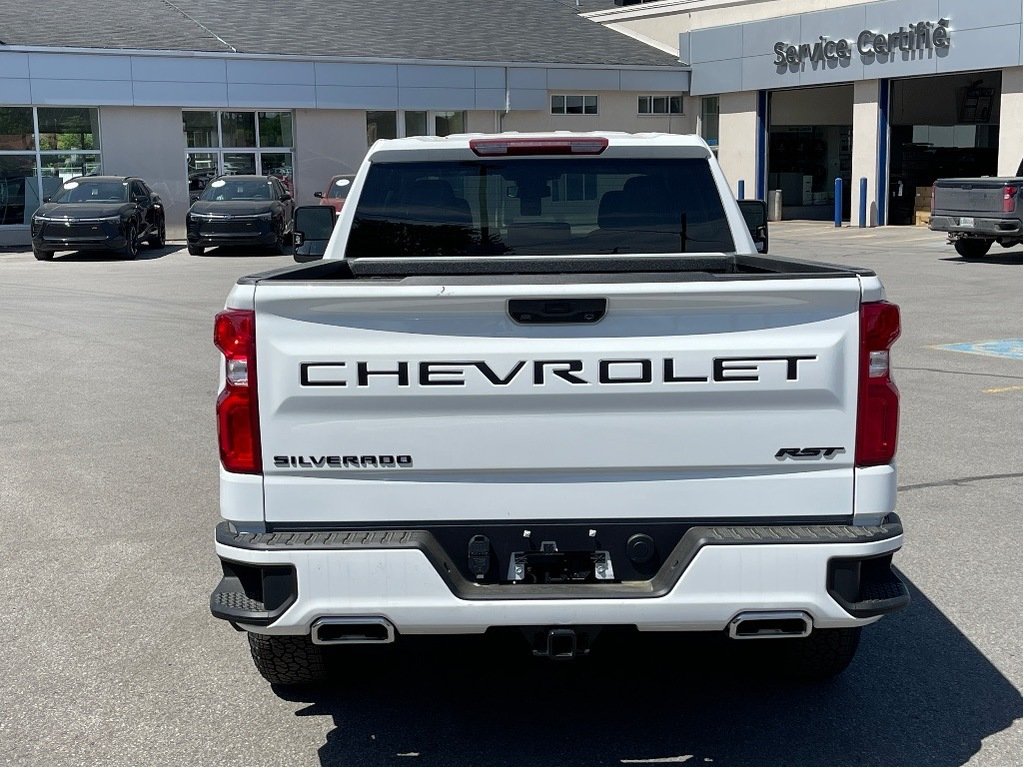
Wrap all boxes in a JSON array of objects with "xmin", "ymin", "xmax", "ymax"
[
  {"xmin": 186, "ymin": 175, "xmax": 294, "ymax": 255},
  {"xmin": 30, "ymin": 176, "xmax": 165, "ymax": 261}
]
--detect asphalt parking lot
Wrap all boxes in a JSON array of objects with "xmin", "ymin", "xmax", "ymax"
[{"xmin": 0, "ymin": 225, "xmax": 1020, "ymax": 766}]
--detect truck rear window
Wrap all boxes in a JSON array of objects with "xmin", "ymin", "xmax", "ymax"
[{"xmin": 345, "ymin": 157, "xmax": 735, "ymax": 257}]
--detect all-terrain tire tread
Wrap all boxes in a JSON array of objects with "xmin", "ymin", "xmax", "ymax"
[{"xmin": 247, "ymin": 633, "xmax": 327, "ymax": 686}]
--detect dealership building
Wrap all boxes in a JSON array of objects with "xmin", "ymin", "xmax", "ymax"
[
  {"xmin": 0, "ymin": 0, "xmax": 1020, "ymax": 243},
  {"xmin": 590, "ymin": 0, "xmax": 1022, "ymax": 226}
]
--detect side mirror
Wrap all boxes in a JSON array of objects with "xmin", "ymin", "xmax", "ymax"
[
  {"xmin": 737, "ymin": 199, "xmax": 769, "ymax": 254},
  {"xmin": 281, "ymin": 192, "xmax": 292, "ymax": 201},
  {"xmin": 292, "ymin": 205, "xmax": 336, "ymax": 263},
  {"xmin": 189, "ymin": 192, "xmax": 200, "ymax": 204},
  {"xmin": 42, "ymin": 196, "xmax": 51, "ymax": 203},
  {"xmin": 313, "ymin": 191, "xmax": 324, "ymax": 199}
]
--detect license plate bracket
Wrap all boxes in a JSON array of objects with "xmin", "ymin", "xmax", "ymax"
[{"xmin": 507, "ymin": 542, "xmax": 615, "ymax": 584}]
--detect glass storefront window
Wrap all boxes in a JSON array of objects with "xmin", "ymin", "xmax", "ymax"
[
  {"xmin": 37, "ymin": 108, "xmax": 99, "ymax": 151},
  {"xmin": 0, "ymin": 107, "xmax": 102, "ymax": 229},
  {"xmin": 638, "ymin": 96, "xmax": 683, "ymax": 115},
  {"xmin": 187, "ymin": 152, "xmax": 219, "ymax": 192},
  {"xmin": 220, "ymin": 112, "xmax": 257, "ymax": 148},
  {"xmin": 700, "ymin": 96, "xmax": 720, "ymax": 148},
  {"xmin": 0, "ymin": 155, "xmax": 39, "ymax": 225},
  {"xmin": 367, "ymin": 111, "xmax": 398, "ymax": 146},
  {"xmin": 222, "ymin": 152, "xmax": 257, "ymax": 175},
  {"xmin": 433, "ymin": 111, "xmax": 465, "ymax": 137},
  {"xmin": 40, "ymin": 152, "xmax": 102, "ymax": 184},
  {"xmin": 368, "ymin": 110, "xmax": 468, "ymax": 145},
  {"xmin": 404, "ymin": 111, "xmax": 428, "ymax": 137},
  {"xmin": 0, "ymin": 107, "xmax": 35, "ymax": 151},
  {"xmin": 261, "ymin": 152, "xmax": 293, "ymax": 192},
  {"xmin": 184, "ymin": 111, "xmax": 218, "ymax": 148},
  {"xmin": 258, "ymin": 112, "xmax": 293, "ymax": 148},
  {"xmin": 552, "ymin": 95, "xmax": 598, "ymax": 115},
  {"xmin": 182, "ymin": 110, "xmax": 295, "ymax": 194}
]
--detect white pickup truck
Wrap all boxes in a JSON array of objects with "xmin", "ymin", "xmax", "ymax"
[{"xmin": 210, "ymin": 132, "xmax": 908, "ymax": 685}]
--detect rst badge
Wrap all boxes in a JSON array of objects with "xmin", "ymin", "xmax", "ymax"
[{"xmin": 775, "ymin": 447, "xmax": 845, "ymax": 460}]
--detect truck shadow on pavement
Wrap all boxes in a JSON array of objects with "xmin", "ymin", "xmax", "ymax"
[
  {"xmin": 941, "ymin": 248, "xmax": 1022, "ymax": 266},
  {"xmin": 279, "ymin": 575, "xmax": 1021, "ymax": 766}
]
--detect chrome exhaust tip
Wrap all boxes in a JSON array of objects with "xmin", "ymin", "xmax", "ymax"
[
  {"xmin": 728, "ymin": 611, "xmax": 813, "ymax": 640},
  {"xmin": 311, "ymin": 616, "xmax": 396, "ymax": 645}
]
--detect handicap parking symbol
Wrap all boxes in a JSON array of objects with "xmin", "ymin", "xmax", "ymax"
[{"xmin": 933, "ymin": 339, "xmax": 1023, "ymax": 361}]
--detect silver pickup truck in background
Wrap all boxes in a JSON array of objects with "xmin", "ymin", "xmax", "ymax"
[{"xmin": 929, "ymin": 163, "xmax": 1023, "ymax": 259}]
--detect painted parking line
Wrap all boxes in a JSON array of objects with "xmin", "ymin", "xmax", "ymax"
[
  {"xmin": 933, "ymin": 339, "xmax": 1023, "ymax": 361},
  {"xmin": 983, "ymin": 385, "xmax": 1024, "ymax": 394}
]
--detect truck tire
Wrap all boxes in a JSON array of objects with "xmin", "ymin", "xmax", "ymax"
[
  {"xmin": 247, "ymin": 632, "xmax": 327, "ymax": 686},
  {"xmin": 758, "ymin": 627, "xmax": 862, "ymax": 681},
  {"xmin": 147, "ymin": 219, "xmax": 166, "ymax": 248},
  {"xmin": 187, "ymin": 244, "xmax": 205, "ymax": 256},
  {"xmin": 119, "ymin": 223, "xmax": 139, "ymax": 260},
  {"xmin": 954, "ymin": 238, "xmax": 993, "ymax": 259},
  {"xmin": 273, "ymin": 227, "xmax": 288, "ymax": 255}
]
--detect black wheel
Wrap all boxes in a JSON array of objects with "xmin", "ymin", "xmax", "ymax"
[
  {"xmin": 33, "ymin": 247, "xmax": 53, "ymax": 261},
  {"xmin": 247, "ymin": 633, "xmax": 327, "ymax": 686},
  {"xmin": 187, "ymin": 244, "xmax": 205, "ymax": 256},
  {"xmin": 756, "ymin": 627, "xmax": 862, "ymax": 681},
  {"xmin": 273, "ymin": 223, "xmax": 288, "ymax": 255},
  {"xmin": 147, "ymin": 218, "xmax": 165, "ymax": 248},
  {"xmin": 120, "ymin": 223, "xmax": 139, "ymax": 260},
  {"xmin": 954, "ymin": 238, "xmax": 993, "ymax": 259}
]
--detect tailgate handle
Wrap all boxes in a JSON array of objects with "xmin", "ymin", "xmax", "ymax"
[{"xmin": 508, "ymin": 298, "xmax": 606, "ymax": 324}]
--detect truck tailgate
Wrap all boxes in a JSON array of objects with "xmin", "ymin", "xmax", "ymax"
[
  {"xmin": 933, "ymin": 180, "xmax": 1006, "ymax": 214},
  {"xmin": 254, "ymin": 277, "xmax": 863, "ymax": 524}
]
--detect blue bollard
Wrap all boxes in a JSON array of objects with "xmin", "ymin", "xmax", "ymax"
[
  {"xmin": 834, "ymin": 178, "xmax": 843, "ymax": 227},
  {"xmin": 738, "ymin": 179, "xmax": 745, "ymax": 199},
  {"xmin": 859, "ymin": 178, "xmax": 868, "ymax": 228}
]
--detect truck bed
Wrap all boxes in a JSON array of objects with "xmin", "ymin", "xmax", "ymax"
[{"xmin": 239, "ymin": 253, "xmax": 875, "ymax": 284}]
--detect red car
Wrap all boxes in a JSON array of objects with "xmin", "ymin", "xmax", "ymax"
[{"xmin": 314, "ymin": 174, "xmax": 355, "ymax": 213}]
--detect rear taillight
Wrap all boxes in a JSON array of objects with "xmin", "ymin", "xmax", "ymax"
[
  {"xmin": 856, "ymin": 301, "xmax": 901, "ymax": 466},
  {"xmin": 469, "ymin": 137, "xmax": 608, "ymax": 156},
  {"xmin": 930, "ymin": 184, "xmax": 936, "ymax": 214},
  {"xmin": 214, "ymin": 309, "xmax": 261, "ymax": 474},
  {"xmin": 1003, "ymin": 185, "xmax": 1016, "ymax": 213}
]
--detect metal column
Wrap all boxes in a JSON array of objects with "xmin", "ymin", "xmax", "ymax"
[{"xmin": 876, "ymin": 79, "xmax": 890, "ymax": 227}]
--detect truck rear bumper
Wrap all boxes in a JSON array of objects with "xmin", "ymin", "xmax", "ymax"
[
  {"xmin": 211, "ymin": 515, "xmax": 908, "ymax": 635},
  {"xmin": 930, "ymin": 215, "xmax": 1022, "ymax": 237}
]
